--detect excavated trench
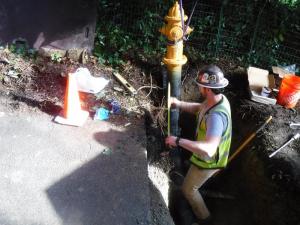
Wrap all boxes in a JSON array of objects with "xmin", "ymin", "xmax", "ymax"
[{"xmin": 147, "ymin": 66, "xmax": 300, "ymax": 225}]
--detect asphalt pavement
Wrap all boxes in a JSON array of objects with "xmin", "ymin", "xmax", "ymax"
[{"xmin": 0, "ymin": 95, "xmax": 150, "ymax": 225}]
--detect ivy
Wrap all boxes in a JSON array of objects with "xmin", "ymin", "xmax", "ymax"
[{"xmin": 94, "ymin": 0, "xmax": 299, "ymax": 68}]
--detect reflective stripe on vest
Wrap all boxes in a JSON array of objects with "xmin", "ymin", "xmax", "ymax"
[{"xmin": 190, "ymin": 95, "xmax": 232, "ymax": 169}]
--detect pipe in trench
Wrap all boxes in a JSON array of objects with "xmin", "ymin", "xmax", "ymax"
[{"xmin": 168, "ymin": 67, "xmax": 182, "ymax": 170}]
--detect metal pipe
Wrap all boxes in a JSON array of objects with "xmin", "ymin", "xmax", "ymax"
[
  {"xmin": 269, "ymin": 133, "xmax": 300, "ymax": 158},
  {"xmin": 290, "ymin": 122, "xmax": 300, "ymax": 129},
  {"xmin": 169, "ymin": 68, "xmax": 181, "ymax": 137}
]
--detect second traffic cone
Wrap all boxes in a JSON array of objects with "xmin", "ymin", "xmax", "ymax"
[{"xmin": 54, "ymin": 73, "xmax": 89, "ymax": 126}]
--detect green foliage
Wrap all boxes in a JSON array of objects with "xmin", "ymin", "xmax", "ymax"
[
  {"xmin": 8, "ymin": 41, "xmax": 37, "ymax": 58},
  {"xmin": 277, "ymin": 0, "xmax": 299, "ymax": 7},
  {"xmin": 94, "ymin": 22, "xmax": 131, "ymax": 67},
  {"xmin": 94, "ymin": 0, "xmax": 171, "ymax": 67},
  {"xmin": 94, "ymin": 0, "xmax": 299, "ymax": 68},
  {"xmin": 188, "ymin": 0, "xmax": 299, "ymax": 67},
  {"xmin": 50, "ymin": 52, "xmax": 62, "ymax": 63}
]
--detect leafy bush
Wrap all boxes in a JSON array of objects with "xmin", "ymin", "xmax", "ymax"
[
  {"xmin": 94, "ymin": 0, "xmax": 171, "ymax": 67},
  {"xmin": 8, "ymin": 39, "xmax": 37, "ymax": 59},
  {"xmin": 94, "ymin": 0, "xmax": 300, "ymax": 68}
]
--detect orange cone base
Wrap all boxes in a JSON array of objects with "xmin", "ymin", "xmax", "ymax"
[{"xmin": 54, "ymin": 109, "xmax": 89, "ymax": 127}]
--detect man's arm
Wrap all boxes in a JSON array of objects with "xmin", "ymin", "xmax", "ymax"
[
  {"xmin": 171, "ymin": 97, "xmax": 202, "ymax": 114},
  {"xmin": 165, "ymin": 112, "xmax": 225, "ymax": 159},
  {"xmin": 165, "ymin": 135, "xmax": 220, "ymax": 159}
]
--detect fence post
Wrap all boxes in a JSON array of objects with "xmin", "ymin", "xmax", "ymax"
[
  {"xmin": 215, "ymin": 0, "xmax": 227, "ymax": 58},
  {"xmin": 248, "ymin": 1, "xmax": 267, "ymax": 63}
]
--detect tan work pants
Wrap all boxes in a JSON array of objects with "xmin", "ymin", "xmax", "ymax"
[{"xmin": 182, "ymin": 164, "xmax": 218, "ymax": 220}]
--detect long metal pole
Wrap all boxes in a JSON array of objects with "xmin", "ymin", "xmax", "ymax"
[
  {"xmin": 213, "ymin": 115, "xmax": 272, "ymax": 177},
  {"xmin": 228, "ymin": 115, "xmax": 272, "ymax": 163},
  {"xmin": 269, "ymin": 133, "xmax": 300, "ymax": 158},
  {"xmin": 169, "ymin": 65, "xmax": 182, "ymax": 137}
]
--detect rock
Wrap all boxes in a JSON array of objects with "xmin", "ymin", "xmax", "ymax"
[
  {"xmin": 38, "ymin": 47, "xmax": 66, "ymax": 59},
  {"xmin": 67, "ymin": 48, "xmax": 85, "ymax": 61},
  {"xmin": 6, "ymin": 70, "xmax": 19, "ymax": 78},
  {"xmin": 3, "ymin": 76, "xmax": 11, "ymax": 84},
  {"xmin": 80, "ymin": 49, "xmax": 89, "ymax": 64},
  {"xmin": 0, "ymin": 58, "xmax": 10, "ymax": 65}
]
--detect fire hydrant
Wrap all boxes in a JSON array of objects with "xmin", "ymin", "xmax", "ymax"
[
  {"xmin": 160, "ymin": 1, "xmax": 193, "ymax": 169},
  {"xmin": 160, "ymin": 2, "xmax": 193, "ymax": 74}
]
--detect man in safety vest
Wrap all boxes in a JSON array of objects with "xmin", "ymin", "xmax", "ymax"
[{"xmin": 165, "ymin": 65, "xmax": 232, "ymax": 224}]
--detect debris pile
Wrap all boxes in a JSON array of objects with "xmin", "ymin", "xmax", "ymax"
[{"xmin": 0, "ymin": 46, "xmax": 164, "ymax": 127}]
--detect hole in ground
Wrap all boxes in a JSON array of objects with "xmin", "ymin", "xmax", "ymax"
[{"xmin": 145, "ymin": 66, "xmax": 300, "ymax": 225}]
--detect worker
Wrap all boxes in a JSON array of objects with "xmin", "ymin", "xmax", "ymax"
[{"xmin": 165, "ymin": 65, "xmax": 232, "ymax": 224}]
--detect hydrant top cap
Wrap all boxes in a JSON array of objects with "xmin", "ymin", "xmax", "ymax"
[{"xmin": 165, "ymin": 2, "xmax": 188, "ymax": 22}]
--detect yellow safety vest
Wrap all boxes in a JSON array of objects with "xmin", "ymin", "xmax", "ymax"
[{"xmin": 190, "ymin": 95, "xmax": 232, "ymax": 169}]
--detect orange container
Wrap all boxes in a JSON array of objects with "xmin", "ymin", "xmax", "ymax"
[{"xmin": 277, "ymin": 75, "xmax": 300, "ymax": 108}]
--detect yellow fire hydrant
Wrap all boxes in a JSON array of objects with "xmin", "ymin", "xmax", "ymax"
[
  {"xmin": 160, "ymin": 1, "xmax": 193, "ymax": 169},
  {"xmin": 160, "ymin": 1, "xmax": 193, "ymax": 73}
]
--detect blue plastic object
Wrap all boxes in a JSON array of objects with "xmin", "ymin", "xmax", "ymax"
[
  {"xmin": 94, "ymin": 108, "xmax": 110, "ymax": 120},
  {"xmin": 109, "ymin": 100, "xmax": 121, "ymax": 114}
]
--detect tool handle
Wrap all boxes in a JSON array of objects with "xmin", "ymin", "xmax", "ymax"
[{"xmin": 255, "ymin": 116, "xmax": 272, "ymax": 134}]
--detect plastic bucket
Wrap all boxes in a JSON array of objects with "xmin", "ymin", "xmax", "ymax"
[{"xmin": 277, "ymin": 75, "xmax": 300, "ymax": 108}]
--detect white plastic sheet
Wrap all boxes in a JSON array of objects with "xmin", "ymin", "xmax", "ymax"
[{"xmin": 73, "ymin": 67, "xmax": 109, "ymax": 94}]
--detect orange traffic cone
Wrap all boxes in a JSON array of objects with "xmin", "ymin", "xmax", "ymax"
[{"xmin": 54, "ymin": 73, "xmax": 89, "ymax": 126}]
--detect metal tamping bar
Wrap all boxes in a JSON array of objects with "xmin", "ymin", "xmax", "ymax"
[
  {"xmin": 269, "ymin": 133, "xmax": 300, "ymax": 158},
  {"xmin": 228, "ymin": 115, "xmax": 273, "ymax": 163},
  {"xmin": 290, "ymin": 123, "xmax": 300, "ymax": 129},
  {"xmin": 213, "ymin": 115, "xmax": 273, "ymax": 177}
]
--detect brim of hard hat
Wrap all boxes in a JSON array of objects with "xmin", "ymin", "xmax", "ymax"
[{"xmin": 194, "ymin": 78, "xmax": 229, "ymax": 89}]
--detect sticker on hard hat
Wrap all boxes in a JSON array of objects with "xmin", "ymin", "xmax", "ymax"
[
  {"xmin": 196, "ymin": 72, "xmax": 229, "ymax": 89},
  {"xmin": 201, "ymin": 73, "xmax": 217, "ymax": 84}
]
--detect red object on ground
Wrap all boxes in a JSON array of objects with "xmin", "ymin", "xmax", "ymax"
[{"xmin": 277, "ymin": 75, "xmax": 300, "ymax": 108}]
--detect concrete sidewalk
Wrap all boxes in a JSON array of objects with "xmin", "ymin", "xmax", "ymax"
[{"xmin": 0, "ymin": 97, "xmax": 150, "ymax": 225}]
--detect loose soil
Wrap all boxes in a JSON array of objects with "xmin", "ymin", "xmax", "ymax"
[
  {"xmin": 1, "ymin": 48, "xmax": 300, "ymax": 225},
  {"xmin": 174, "ymin": 65, "xmax": 300, "ymax": 225}
]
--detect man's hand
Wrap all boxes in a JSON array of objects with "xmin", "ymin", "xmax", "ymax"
[
  {"xmin": 170, "ymin": 97, "xmax": 181, "ymax": 108},
  {"xmin": 165, "ymin": 135, "xmax": 177, "ymax": 148}
]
